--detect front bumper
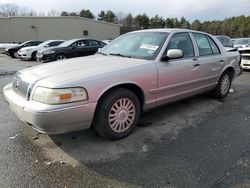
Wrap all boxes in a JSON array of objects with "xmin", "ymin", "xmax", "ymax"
[
  {"xmin": 3, "ymin": 83, "xmax": 97, "ymax": 134},
  {"xmin": 36, "ymin": 53, "xmax": 55, "ymax": 63},
  {"xmin": 17, "ymin": 51, "xmax": 32, "ymax": 60}
]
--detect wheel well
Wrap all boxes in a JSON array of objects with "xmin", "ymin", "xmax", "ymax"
[
  {"xmin": 98, "ymin": 84, "xmax": 145, "ymax": 109},
  {"xmin": 31, "ymin": 51, "xmax": 37, "ymax": 57},
  {"xmin": 224, "ymin": 67, "xmax": 235, "ymax": 79}
]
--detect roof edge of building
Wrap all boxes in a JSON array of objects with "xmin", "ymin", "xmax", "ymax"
[{"xmin": 0, "ymin": 16, "xmax": 121, "ymax": 27}]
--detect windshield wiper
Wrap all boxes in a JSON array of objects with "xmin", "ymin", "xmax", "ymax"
[{"xmin": 108, "ymin": 53, "xmax": 132, "ymax": 58}]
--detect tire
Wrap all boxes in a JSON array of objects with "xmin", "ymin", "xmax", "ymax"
[
  {"xmin": 56, "ymin": 54, "xmax": 66, "ymax": 61},
  {"xmin": 31, "ymin": 51, "xmax": 37, "ymax": 61},
  {"xmin": 93, "ymin": 88, "xmax": 141, "ymax": 139},
  {"xmin": 10, "ymin": 51, "xmax": 15, "ymax": 58},
  {"xmin": 211, "ymin": 71, "xmax": 232, "ymax": 98},
  {"xmin": 13, "ymin": 51, "xmax": 18, "ymax": 58}
]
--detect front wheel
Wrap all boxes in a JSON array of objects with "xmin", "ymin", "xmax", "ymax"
[
  {"xmin": 211, "ymin": 71, "xmax": 232, "ymax": 98},
  {"xmin": 31, "ymin": 51, "xmax": 37, "ymax": 61},
  {"xmin": 56, "ymin": 54, "xmax": 66, "ymax": 61},
  {"xmin": 93, "ymin": 88, "xmax": 141, "ymax": 139}
]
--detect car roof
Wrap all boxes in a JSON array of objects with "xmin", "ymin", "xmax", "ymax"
[{"xmin": 131, "ymin": 28, "xmax": 210, "ymax": 35}]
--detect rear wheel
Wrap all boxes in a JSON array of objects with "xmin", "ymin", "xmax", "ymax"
[
  {"xmin": 56, "ymin": 54, "xmax": 66, "ymax": 61},
  {"xmin": 211, "ymin": 71, "xmax": 232, "ymax": 98},
  {"xmin": 93, "ymin": 88, "xmax": 141, "ymax": 139}
]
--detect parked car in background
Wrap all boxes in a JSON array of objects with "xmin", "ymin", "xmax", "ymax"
[
  {"xmin": 17, "ymin": 40, "xmax": 65, "ymax": 61},
  {"xmin": 238, "ymin": 43, "xmax": 250, "ymax": 70},
  {"xmin": 216, "ymin": 35, "xmax": 234, "ymax": 48},
  {"xmin": 36, "ymin": 38, "xmax": 106, "ymax": 63},
  {"xmin": 0, "ymin": 43, "xmax": 19, "ymax": 53},
  {"xmin": 3, "ymin": 29, "xmax": 242, "ymax": 139},
  {"xmin": 6, "ymin": 40, "xmax": 43, "ymax": 58},
  {"xmin": 102, "ymin": 40, "xmax": 112, "ymax": 44},
  {"xmin": 233, "ymin": 38, "xmax": 250, "ymax": 49}
]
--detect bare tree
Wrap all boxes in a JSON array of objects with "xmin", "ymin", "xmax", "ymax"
[
  {"xmin": 0, "ymin": 3, "xmax": 37, "ymax": 17},
  {"xmin": 47, "ymin": 10, "xmax": 60, "ymax": 16},
  {"xmin": 0, "ymin": 3, "xmax": 19, "ymax": 17}
]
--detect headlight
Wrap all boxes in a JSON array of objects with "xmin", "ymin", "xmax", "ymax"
[
  {"xmin": 43, "ymin": 50, "xmax": 55, "ymax": 55},
  {"xmin": 32, "ymin": 87, "xmax": 88, "ymax": 104}
]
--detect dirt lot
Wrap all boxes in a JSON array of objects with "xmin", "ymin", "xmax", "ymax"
[{"xmin": 0, "ymin": 54, "xmax": 250, "ymax": 188}]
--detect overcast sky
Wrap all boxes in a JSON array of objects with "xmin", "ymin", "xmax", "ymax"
[{"xmin": 1, "ymin": 0, "xmax": 250, "ymax": 21}]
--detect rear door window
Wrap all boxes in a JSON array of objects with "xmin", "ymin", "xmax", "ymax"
[{"xmin": 193, "ymin": 33, "xmax": 213, "ymax": 56}]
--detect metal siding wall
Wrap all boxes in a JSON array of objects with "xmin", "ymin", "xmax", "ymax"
[{"xmin": 0, "ymin": 17, "xmax": 120, "ymax": 43}]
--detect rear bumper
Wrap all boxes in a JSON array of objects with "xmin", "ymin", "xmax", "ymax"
[{"xmin": 3, "ymin": 83, "xmax": 97, "ymax": 134}]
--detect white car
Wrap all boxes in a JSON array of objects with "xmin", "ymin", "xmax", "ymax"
[
  {"xmin": 238, "ymin": 44, "xmax": 250, "ymax": 70},
  {"xmin": 17, "ymin": 40, "xmax": 65, "ymax": 60},
  {"xmin": 0, "ymin": 43, "xmax": 18, "ymax": 53}
]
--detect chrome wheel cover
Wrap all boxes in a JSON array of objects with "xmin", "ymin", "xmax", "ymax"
[
  {"xmin": 14, "ymin": 52, "xmax": 18, "ymax": 58},
  {"xmin": 108, "ymin": 98, "xmax": 136, "ymax": 133},
  {"xmin": 220, "ymin": 74, "xmax": 230, "ymax": 95}
]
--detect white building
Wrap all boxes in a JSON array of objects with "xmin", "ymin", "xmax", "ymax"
[{"xmin": 0, "ymin": 16, "xmax": 120, "ymax": 43}]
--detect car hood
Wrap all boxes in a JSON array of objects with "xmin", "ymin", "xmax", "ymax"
[
  {"xmin": 19, "ymin": 46, "xmax": 36, "ymax": 51},
  {"xmin": 238, "ymin": 47, "xmax": 250, "ymax": 51},
  {"xmin": 18, "ymin": 55, "xmax": 151, "ymax": 87}
]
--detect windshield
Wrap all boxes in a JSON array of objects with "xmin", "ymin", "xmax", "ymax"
[
  {"xmin": 58, "ymin": 39, "xmax": 77, "ymax": 47},
  {"xmin": 19, "ymin": 41, "xmax": 30, "ymax": 47},
  {"xmin": 101, "ymin": 32, "xmax": 168, "ymax": 60},
  {"xmin": 234, "ymin": 38, "xmax": 250, "ymax": 45},
  {"xmin": 37, "ymin": 41, "xmax": 51, "ymax": 47}
]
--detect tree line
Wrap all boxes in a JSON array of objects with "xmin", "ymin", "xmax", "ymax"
[
  {"xmin": 61, "ymin": 10, "xmax": 250, "ymax": 38},
  {"xmin": 1, "ymin": 3, "xmax": 249, "ymax": 37}
]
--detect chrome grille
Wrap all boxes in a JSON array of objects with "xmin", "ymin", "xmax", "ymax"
[
  {"xmin": 12, "ymin": 76, "xmax": 29, "ymax": 98},
  {"xmin": 242, "ymin": 56, "xmax": 250, "ymax": 60}
]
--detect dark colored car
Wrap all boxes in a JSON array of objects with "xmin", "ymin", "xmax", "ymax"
[
  {"xmin": 6, "ymin": 40, "xmax": 43, "ymax": 58},
  {"xmin": 216, "ymin": 35, "xmax": 234, "ymax": 48},
  {"xmin": 36, "ymin": 38, "xmax": 106, "ymax": 63}
]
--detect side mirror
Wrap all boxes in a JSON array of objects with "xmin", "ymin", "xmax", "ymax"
[
  {"xmin": 161, "ymin": 49, "xmax": 183, "ymax": 61},
  {"xmin": 44, "ymin": 45, "xmax": 49, "ymax": 48}
]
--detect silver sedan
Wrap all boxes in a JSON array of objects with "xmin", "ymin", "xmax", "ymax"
[{"xmin": 3, "ymin": 29, "xmax": 242, "ymax": 139}]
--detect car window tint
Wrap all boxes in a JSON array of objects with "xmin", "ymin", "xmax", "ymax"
[
  {"xmin": 73, "ymin": 40, "xmax": 85, "ymax": 47},
  {"xmin": 48, "ymin": 41, "xmax": 63, "ymax": 47},
  {"xmin": 88, "ymin": 40, "xmax": 99, "ymax": 46},
  {"xmin": 99, "ymin": 42, "xmax": 106, "ymax": 46},
  {"xmin": 206, "ymin": 36, "xmax": 220, "ymax": 54},
  {"xmin": 193, "ymin": 33, "xmax": 213, "ymax": 56},
  {"xmin": 166, "ymin": 32, "xmax": 194, "ymax": 58}
]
